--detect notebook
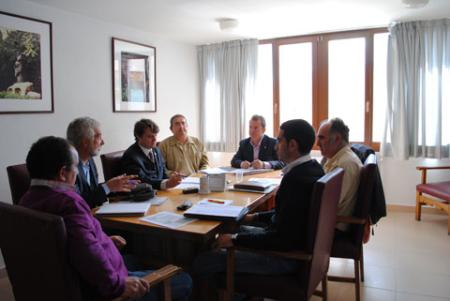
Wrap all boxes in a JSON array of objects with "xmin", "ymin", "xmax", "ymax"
[{"xmin": 183, "ymin": 204, "xmax": 248, "ymax": 222}]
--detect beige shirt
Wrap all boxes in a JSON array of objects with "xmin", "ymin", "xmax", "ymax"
[
  {"xmin": 323, "ymin": 145, "xmax": 362, "ymax": 231},
  {"xmin": 159, "ymin": 135, "xmax": 209, "ymax": 176}
]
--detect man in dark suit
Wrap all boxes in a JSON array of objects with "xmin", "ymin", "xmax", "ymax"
[
  {"xmin": 231, "ymin": 115, "xmax": 285, "ymax": 170},
  {"xmin": 121, "ymin": 119, "xmax": 182, "ymax": 190},
  {"xmin": 194, "ymin": 119, "xmax": 324, "ymax": 284},
  {"xmin": 67, "ymin": 117, "xmax": 136, "ymax": 208}
]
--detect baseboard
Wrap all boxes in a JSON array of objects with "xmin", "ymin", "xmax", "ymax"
[
  {"xmin": 0, "ymin": 266, "xmax": 7, "ymax": 278},
  {"xmin": 387, "ymin": 204, "xmax": 445, "ymax": 215}
]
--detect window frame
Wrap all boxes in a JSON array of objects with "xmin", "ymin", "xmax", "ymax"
[{"xmin": 260, "ymin": 28, "xmax": 388, "ymax": 150}]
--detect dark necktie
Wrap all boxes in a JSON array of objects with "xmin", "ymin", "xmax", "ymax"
[{"xmin": 148, "ymin": 149, "xmax": 155, "ymax": 163}]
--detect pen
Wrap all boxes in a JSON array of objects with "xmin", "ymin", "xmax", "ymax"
[{"xmin": 208, "ymin": 199, "xmax": 225, "ymax": 204}]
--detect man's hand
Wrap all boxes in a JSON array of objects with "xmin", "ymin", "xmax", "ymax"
[
  {"xmin": 215, "ymin": 234, "xmax": 234, "ymax": 249},
  {"xmin": 251, "ymin": 159, "xmax": 264, "ymax": 169},
  {"xmin": 110, "ymin": 235, "xmax": 126, "ymax": 250},
  {"xmin": 240, "ymin": 161, "xmax": 251, "ymax": 169},
  {"xmin": 106, "ymin": 174, "xmax": 138, "ymax": 192},
  {"xmin": 165, "ymin": 172, "xmax": 182, "ymax": 189},
  {"xmin": 121, "ymin": 276, "xmax": 149, "ymax": 300}
]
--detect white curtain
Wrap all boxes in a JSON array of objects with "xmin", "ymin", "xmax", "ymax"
[
  {"xmin": 382, "ymin": 19, "xmax": 450, "ymax": 159},
  {"xmin": 198, "ymin": 39, "xmax": 258, "ymax": 152}
]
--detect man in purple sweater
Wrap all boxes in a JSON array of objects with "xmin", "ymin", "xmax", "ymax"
[{"xmin": 20, "ymin": 136, "xmax": 192, "ymax": 300}]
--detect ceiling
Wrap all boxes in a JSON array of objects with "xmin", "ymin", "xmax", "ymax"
[{"xmin": 26, "ymin": 0, "xmax": 450, "ymax": 44}]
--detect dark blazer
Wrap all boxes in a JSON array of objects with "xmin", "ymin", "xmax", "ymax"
[
  {"xmin": 235, "ymin": 159, "xmax": 324, "ymax": 251},
  {"xmin": 351, "ymin": 143, "xmax": 387, "ymax": 224},
  {"xmin": 231, "ymin": 135, "xmax": 285, "ymax": 170},
  {"xmin": 75, "ymin": 158, "xmax": 107, "ymax": 209},
  {"xmin": 121, "ymin": 142, "xmax": 168, "ymax": 190}
]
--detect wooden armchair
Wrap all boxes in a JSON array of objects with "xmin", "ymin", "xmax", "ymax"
[
  {"xmin": 100, "ymin": 150, "xmax": 125, "ymax": 181},
  {"xmin": 327, "ymin": 154, "xmax": 377, "ymax": 301},
  {"xmin": 0, "ymin": 201, "xmax": 182, "ymax": 301},
  {"xmin": 415, "ymin": 165, "xmax": 450, "ymax": 235},
  {"xmin": 222, "ymin": 168, "xmax": 344, "ymax": 301}
]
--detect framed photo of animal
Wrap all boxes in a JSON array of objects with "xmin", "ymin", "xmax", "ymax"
[
  {"xmin": 0, "ymin": 11, "xmax": 53, "ymax": 114},
  {"xmin": 112, "ymin": 37, "xmax": 156, "ymax": 112}
]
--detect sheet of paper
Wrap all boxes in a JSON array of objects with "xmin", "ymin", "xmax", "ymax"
[
  {"xmin": 199, "ymin": 167, "xmax": 228, "ymax": 174},
  {"xmin": 149, "ymin": 196, "xmax": 167, "ymax": 206},
  {"xmin": 248, "ymin": 178, "xmax": 282, "ymax": 186},
  {"xmin": 96, "ymin": 201, "xmax": 151, "ymax": 215},
  {"xmin": 140, "ymin": 211, "xmax": 197, "ymax": 229},
  {"xmin": 174, "ymin": 183, "xmax": 200, "ymax": 189},
  {"xmin": 181, "ymin": 177, "xmax": 200, "ymax": 184}
]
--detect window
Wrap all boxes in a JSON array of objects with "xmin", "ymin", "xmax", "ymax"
[{"xmin": 257, "ymin": 29, "xmax": 388, "ymax": 149}]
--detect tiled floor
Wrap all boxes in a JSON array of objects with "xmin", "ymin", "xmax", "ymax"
[{"xmin": 0, "ymin": 210, "xmax": 449, "ymax": 300}]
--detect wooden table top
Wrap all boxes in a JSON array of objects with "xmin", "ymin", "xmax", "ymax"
[{"xmin": 97, "ymin": 170, "xmax": 282, "ymax": 241}]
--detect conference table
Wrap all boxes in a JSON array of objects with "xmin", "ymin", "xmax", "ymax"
[{"xmin": 97, "ymin": 170, "xmax": 282, "ymax": 269}]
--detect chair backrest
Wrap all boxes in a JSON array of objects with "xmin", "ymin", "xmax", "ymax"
[
  {"xmin": 305, "ymin": 167, "xmax": 344, "ymax": 298},
  {"xmin": 6, "ymin": 163, "xmax": 30, "ymax": 205},
  {"xmin": 100, "ymin": 150, "xmax": 124, "ymax": 181},
  {"xmin": 0, "ymin": 201, "xmax": 82, "ymax": 301},
  {"xmin": 350, "ymin": 154, "xmax": 377, "ymax": 243}
]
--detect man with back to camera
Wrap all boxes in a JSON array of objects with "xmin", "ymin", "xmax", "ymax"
[
  {"xmin": 19, "ymin": 136, "xmax": 192, "ymax": 301},
  {"xmin": 231, "ymin": 114, "xmax": 285, "ymax": 170},
  {"xmin": 159, "ymin": 114, "xmax": 209, "ymax": 176},
  {"xmin": 121, "ymin": 118, "xmax": 182, "ymax": 190},
  {"xmin": 317, "ymin": 117, "xmax": 362, "ymax": 232},
  {"xmin": 67, "ymin": 116, "xmax": 136, "ymax": 208},
  {"xmin": 193, "ymin": 119, "xmax": 324, "ymax": 298}
]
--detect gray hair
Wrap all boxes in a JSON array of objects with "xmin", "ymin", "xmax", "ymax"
[
  {"xmin": 328, "ymin": 117, "xmax": 350, "ymax": 144},
  {"xmin": 67, "ymin": 117, "xmax": 100, "ymax": 149},
  {"xmin": 250, "ymin": 114, "xmax": 266, "ymax": 129}
]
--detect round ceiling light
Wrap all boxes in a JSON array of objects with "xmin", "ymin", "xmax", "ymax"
[
  {"xmin": 402, "ymin": 0, "xmax": 430, "ymax": 8},
  {"xmin": 218, "ymin": 18, "xmax": 239, "ymax": 32}
]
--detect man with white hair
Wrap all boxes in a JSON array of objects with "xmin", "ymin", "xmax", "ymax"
[
  {"xmin": 317, "ymin": 117, "xmax": 363, "ymax": 232},
  {"xmin": 67, "ymin": 117, "xmax": 136, "ymax": 208}
]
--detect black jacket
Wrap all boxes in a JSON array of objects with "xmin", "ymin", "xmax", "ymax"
[
  {"xmin": 351, "ymin": 144, "xmax": 387, "ymax": 224},
  {"xmin": 235, "ymin": 159, "xmax": 324, "ymax": 251},
  {"xmin": 231, "ymin": 135, "xmax": 285, "ymax": 170},
  {"xmin": 121, "ymin": 143, "xmax": 168, "ymax": 190},
  {"xmin": 75, "ymin": 158, "xmax": 107, "ymax": 209}
]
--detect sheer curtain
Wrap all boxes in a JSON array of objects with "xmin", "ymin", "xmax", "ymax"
[
  {"xmin": 198, "ymin": 39, "xmax": 258, "ymax": 152},
  {"xmin": 382, "ymin": 19, "xmax": 450, "ymax": 159}
]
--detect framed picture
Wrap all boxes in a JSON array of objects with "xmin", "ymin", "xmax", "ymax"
[
  {"xmin": 112, "ymin": 37, "xmax": 156, "ymax": 112},
  {"xmin": 0, "ymin": 11, "xmax": 53, "ymax": 114}
]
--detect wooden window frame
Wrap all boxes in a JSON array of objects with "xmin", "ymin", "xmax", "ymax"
[{"xmin": 260, "ymin": 28, "xmax": 387, "ymax": 150}]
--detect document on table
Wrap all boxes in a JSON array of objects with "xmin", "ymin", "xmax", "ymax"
[
  {"xmin": 184, "ymin": 204, "xmax": 248, "ymax": 222},
  {"xmin": 95, "ymin": 201, "xmax": 151, "ymax": 216},
  {"xmin": 149, "ymin": 196, "xmax": 168, "ymax": 206},
  {"xmin": 140, "ymin": 211, "xmax": 197, "ymax": 229},
  {"xmin": 174, "ymin": 177, "xmax": 200, "ymax": 189},
  {"xmin": 201, "ymin": 167, "xmax": 272, "ymax": 175}
]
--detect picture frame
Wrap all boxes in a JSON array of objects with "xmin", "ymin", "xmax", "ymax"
[
  {"xmin": 112, "ymin": 37, "xmax": 156, "ymax": 112},
  {"xmin": 0, "ymin": 11, "xmax": 54, "ymax": 114}
]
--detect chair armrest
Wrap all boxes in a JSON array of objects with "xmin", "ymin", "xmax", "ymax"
[
  {"xmin": 234, "ymin": 246, "xmax": 312, "ymax": 261},
  {"xmin": 416, "ymin": 165, "xmax": 450, "ymax": 184},
  {"xmin": 336, "ymin": 215, "xmax": 366, "ymax": 225},
  {"xmin": 416, "ymin": 165, "xmax": 450, "ymax": 171},
  {"xmin": 142, "ymin": 264, "xmax": 182, "ymax": 287}
]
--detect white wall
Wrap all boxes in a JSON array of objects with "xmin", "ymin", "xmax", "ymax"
[
  {"xmin": 379, "ymin": 157, "xmax": 450, "ymax": 206},
  {"xmin": 0, "ymin": 0, "xmax": 198, "ymax": 268}
]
